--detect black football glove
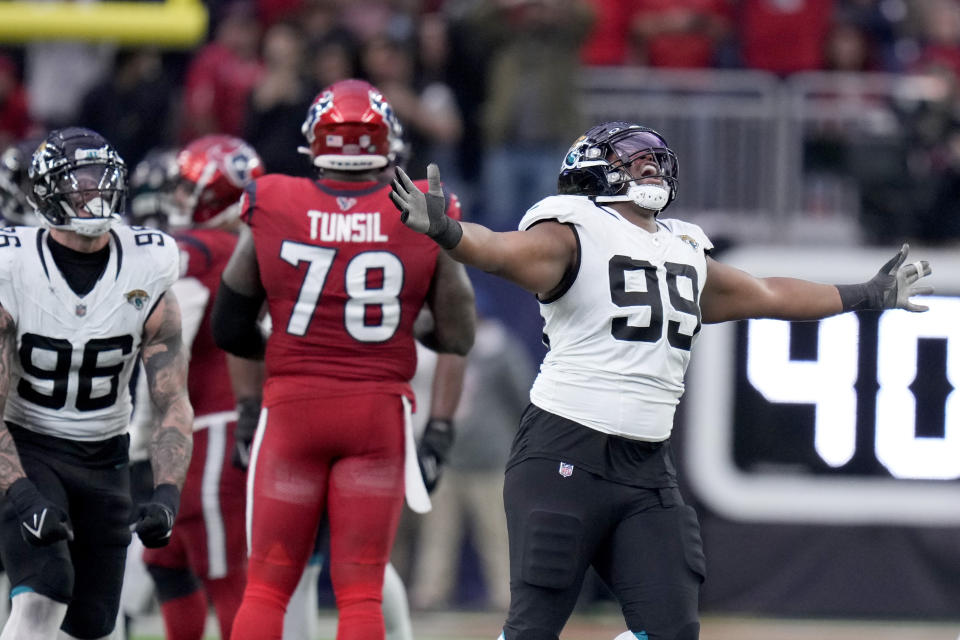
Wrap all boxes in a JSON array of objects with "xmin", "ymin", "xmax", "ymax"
[
  {"xmin": 389, "ymin": 164, "xmax": 463, "ymax": 250},
  {"xmin": 6, "ymin": 477, "xmax": 73, "ymax": 546},
  {"xmin": 232, "ymin": 397, "xmax": 261, "ymax": 471},
  {"xmin": 132, "ymin": 483, "xmax": 180, "ymax": 548},
  {"xmin": 837, "ymin": 243, "xmax": 933, "ymax": 312},
  {"xmin": 418, "ymin": 418, "xmax": 455, "ymax": 494}
]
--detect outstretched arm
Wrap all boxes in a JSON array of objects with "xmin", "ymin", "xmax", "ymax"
[
  {"xmin": 142, "ymin": 289, "xmax": 194, "ymax": 489},
  {"xmin": 391, "ymin": 164, "xmax": 577, "ymax": 296},
  {"xmin": 702, "ymin": 244, "xmax": 933, "ymax": 324}
]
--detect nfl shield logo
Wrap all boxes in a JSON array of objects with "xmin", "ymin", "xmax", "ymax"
[
  {"xmin": 75, "ymin": 303, "xmax": 86, "ymax": 317},
  {"xmin": 558, "ymin": 462, "xmax": 574, "ymax": 478}
]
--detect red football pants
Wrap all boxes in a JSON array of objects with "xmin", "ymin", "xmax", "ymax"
[{"xmin": 230, "ymin": 392, "xmax": 406, "ymax": 640}]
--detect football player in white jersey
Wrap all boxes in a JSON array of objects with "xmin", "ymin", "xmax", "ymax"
[
  {"xmin": 389, "ymin": 121, "xmax": 934, "ymax": 640},
  {"xmin": 0, "ymin": 127, "xmax": 193, "ymax": 640}
]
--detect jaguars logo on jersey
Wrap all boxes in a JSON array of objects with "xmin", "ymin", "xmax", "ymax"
[{"xmin": 125, "ymin": 289, "xmax": 150, "ymax": 310}]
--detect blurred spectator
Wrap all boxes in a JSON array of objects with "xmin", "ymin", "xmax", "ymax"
[
  {"xmin": 739, "ymin": 0, "xmax": 834, "ymax": 75},
  {"xmin": 24, "ymin": 34, "xmax": 113, "ymax": 129},
  {"xmin": 308, "ymin": 30, "xmax": 360, "ymax": 91},
  {"xmin": 823, "ymin": 19, "xmax": 877, "ymax": 72},
  {"xmin": 910, "ymin": 0, "xmax": 960, "ymax": 81},
  {"xmin": 180, "ymin": 1, "xmax": 264, "ymax": 142},
  {"xmin": 834, "ymin": 0, "xmax": 910, "ymax": 72},
  {"xmin": 844, "ymin": 61, "xmax": 959, "ymax": 244},
  {"xmin": 434, "ymin": 8, "xmax": 490, "ymax": 221},
  {"xmin": 300, "ymin": 0, "xmax": 345, "ymax": 42},
  {"xmin": 918, "ymin": 125, "xmax": 960, "ymax": 243},
  {"xmin": 409, "ymin": 307, "xmax": 534, "ymax": 612},
  {"xmin": 580, "ymin": 0, "xmax": 633, "ymax": 66},
  {"xmin": 244, "ymin": 20, "xmax": 314, "ymax": 176},
  {"xmin": 0, "ymin": 56, "xmax": 31, "ymax": 150},
  {"xmin": 257, "ymin": 0, "xmax": 304, "ymax": 31},
  {"xmin": 629, "ymin": 0, "xmax": 733, "ymax": 68},
  {"xmin": 468, "ymin": 0, "xmax": 594, "ymax": 229},
  {"xmin": 893, "ymin": 61, "xmax": 960, "ymax": 243},
  {"xmin": 340, "ymin": 0, "xmax": 416, "ymax": 44},
  {"xmin": 361, "ymin": 31, "xmax": 463, "ymax": 182},
  {"xmin": 77, "ymin": 48, "xmax": 175, "ymax": 169},
  {"xmin": 0, "ymin": 136, "xmax": 42, "ymax": 226}
]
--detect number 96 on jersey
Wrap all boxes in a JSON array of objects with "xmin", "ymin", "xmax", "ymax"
[{"xmin": 685, "ymin": 246, "xmax": 960, "ymax": 526}]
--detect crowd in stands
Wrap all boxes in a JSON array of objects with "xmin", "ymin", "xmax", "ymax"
[{"xmin": 3, "ymin": 0, "xmax": 960, "ymax": 230}]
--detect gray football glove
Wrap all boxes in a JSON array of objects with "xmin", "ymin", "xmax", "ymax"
[
  {"xmin": 389, "ymin": 164, "xmax": 462, "ymax": 250},
  {"xmin": 837, "ymin": 243, "xmax": 934, "ymax": 312}
]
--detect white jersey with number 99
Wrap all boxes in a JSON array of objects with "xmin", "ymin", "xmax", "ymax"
[{"xmin": 519, "ymin": 195, "xmax": 712, "ymax": 442}]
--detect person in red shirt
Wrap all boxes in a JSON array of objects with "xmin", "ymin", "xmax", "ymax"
[
  {"xmin": 180, "ymin": 2, "xmax": 264, "ymax": 142},
  {"xmin": 630, "ymin": 0, "xmax": 732, "ymax": 68},
  {"xmin": 739, "ymin": 0, "xmax": 834, "ymax": 75},
  {"xmin": 212, "ymin": 78, "xmax": 476, "ymax": 640},
  {"xmin": 135, "ymin": 135, "xmax": 266, "ymax": 640},
  {"xmin": 0, "ymin": 56, "xmax": 31, "ymax": 150}
]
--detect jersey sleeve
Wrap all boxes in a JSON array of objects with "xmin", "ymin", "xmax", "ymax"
[
  {"xmin": 170, "ymin": 276, "xmax": 209, "ymax": 351},
  {"xmin": 518, "ymin": 195, "xmax": 591, "ymax": 231},
  {"xmin": 155, "ymin": 231, "xmax": 181, "ymax": 292},
  {"xmin": 0, "ymin": 227, "xmax": 26, "ymax": 323}
]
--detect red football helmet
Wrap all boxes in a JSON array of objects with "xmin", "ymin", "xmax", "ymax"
[
  {"xmin": 299, "ymin": 79, "xmax": 404, "ymax": 171},
  {"xmin": 172, "ymin": 135, "xmax": 264, "ymax": 229}
]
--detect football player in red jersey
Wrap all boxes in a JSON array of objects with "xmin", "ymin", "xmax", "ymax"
[
  {"xmin": 212, "ymin": 78, "xmax": 475, "ymax": 640},
  {"xmin": 138, "ymin": 134, "xmax": 266, "ymax": 640}
]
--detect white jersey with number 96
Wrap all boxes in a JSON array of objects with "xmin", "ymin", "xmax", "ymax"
[{"xmin": 0, "ymin": 225, "xmax": 179, "ymax": 441}]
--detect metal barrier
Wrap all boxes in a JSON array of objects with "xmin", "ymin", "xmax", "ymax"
[{"xmin": 580, "ymin": 68, "xmax": 940, "ymax": 245}]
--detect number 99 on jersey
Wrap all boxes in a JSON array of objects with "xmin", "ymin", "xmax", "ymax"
[{"xmin": 684, "ymin": 246, "xmax": 960, "ymax": 526}]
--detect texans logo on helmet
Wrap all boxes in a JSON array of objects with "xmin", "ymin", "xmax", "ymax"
[
  {"xmin": 301, "ymin": 91, "xmax": 335, "ymax": 144},
  {"xmin": 226, "ymin": 151, "xmax": 255, "ymax": 187}
]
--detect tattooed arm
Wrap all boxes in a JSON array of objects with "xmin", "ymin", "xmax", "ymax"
[
  {"xmin": 141, "ymin": 289, "xmax": 194, "ymax": 489},
  {"xmin": 0, "ymin": 304, "xmax": 25, "ymax": 493}
]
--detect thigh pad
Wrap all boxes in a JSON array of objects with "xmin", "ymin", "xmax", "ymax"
[{"xmin": 520, "ymin": 510, "xmax": 583, "ymax": 590}]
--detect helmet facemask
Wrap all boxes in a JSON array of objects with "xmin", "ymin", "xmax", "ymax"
[
  {"xmin": 29, "ymin": 129, "xmax": 127, "ymax": 237},
  {"xmin": 558, "ymin": 123, "xmax": 679, "ymax": 213}
]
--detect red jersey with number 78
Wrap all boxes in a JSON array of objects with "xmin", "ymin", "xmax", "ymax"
[{"xmin": 240, "ymin": 174, "xmax": 460, "ymax": 404}]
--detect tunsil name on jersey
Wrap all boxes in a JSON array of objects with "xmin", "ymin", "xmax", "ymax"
[{"xmin": 307, "ymin": 211, "xmax": 389, "ymax": 243}]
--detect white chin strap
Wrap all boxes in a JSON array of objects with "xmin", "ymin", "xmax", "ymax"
[
  {"xmin": 596, "ymin": 183, "xmax": 671, "ymax": 212},
  {"xmin": 66, "ymin": 216, "xmax": 118, "ymax": 237},
  {"xmin": 46, "ymin": 197, "xmax": 119, "ymax": 236},
  {"xmin": 42, "ymin": 214, "xmax": 118, "ymax": 237}
]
